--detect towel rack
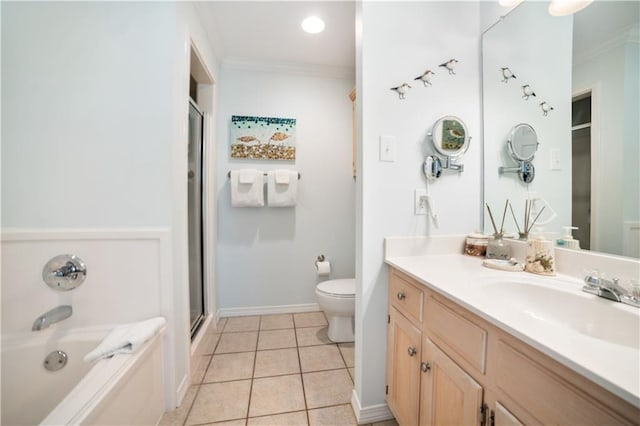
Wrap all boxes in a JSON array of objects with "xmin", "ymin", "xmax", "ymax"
[{"xmin": 227, "ymin": 171, "xmax": 301, "ymax": 180}]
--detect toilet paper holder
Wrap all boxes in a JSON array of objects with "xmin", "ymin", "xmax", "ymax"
[{"xmin": 315, "ymin": 254, "xmax": 326, "ymax": 267}]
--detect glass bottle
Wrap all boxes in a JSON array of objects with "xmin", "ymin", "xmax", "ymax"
[{"xmin": 486, "ymin": 233, "xmax": 512, "ymax": 260}]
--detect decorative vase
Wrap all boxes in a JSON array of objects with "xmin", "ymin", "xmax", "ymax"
[
  {"xmin": 486, "ymin": 233, "xmax": 512, "ymax": 260},
  {"xmin": 525, "ymin": 237, "xmax": 556, "ymax": 275}
]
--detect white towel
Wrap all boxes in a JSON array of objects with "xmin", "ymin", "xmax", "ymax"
[
  {"xmin": 239, "ymin": 169, "xmax": 256, "ymax": 184},
  {"xmin": 230, "ymin": 169, "xmax": 264, "ymax": 207},
  {"xmin": 275, "ymin": 170, "xmax": 290, "ymax": 184},
  {"xmin": 83, "ymin": 317, "xmax": 166, "ymax": 363},
  {"xmin": 267, "ymin": 170, "xmax": 298, "ymax": 207}
]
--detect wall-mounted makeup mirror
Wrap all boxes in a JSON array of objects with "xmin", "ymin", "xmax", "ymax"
[
  {"xmin": 507, "ymin": 123, "xmax": 538, "ymax": 162},
  {"xmin": 424, "ymin": 115, "xmax": 470, "ymax": 179},
  {"xmin": 498, "ymin": 123, "xmax": 538, "ymax": 183}
]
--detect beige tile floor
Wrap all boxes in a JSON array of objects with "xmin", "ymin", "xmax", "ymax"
[{"xmin": 160, "ymin": 312, "xmax": 398, "ymax": 426}]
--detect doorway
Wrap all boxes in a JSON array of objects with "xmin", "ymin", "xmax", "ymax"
[
  {"xmin": 571, "ymin": 93, "xmax": 592, "ymax": 249},
  {"xmin": 188, "ymin": 98, "xmax": 205, "ymax": 337}
]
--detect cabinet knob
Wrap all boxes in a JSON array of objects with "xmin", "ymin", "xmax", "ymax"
[
  {"xmin": 407, "ymin": 347, "xmax": 417, "ymax": 357},
  {"xmin": 397, "ymin": 292, "xmax": 406, "ymax": 300},
  {"xmin": 421, "ymin": 362, "xmax": 431, "ymax": 372}
]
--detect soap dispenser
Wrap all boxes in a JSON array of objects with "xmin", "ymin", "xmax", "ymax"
[
  {"xmin": 557, "ymin": 226, "xmax": 580, "ymax": 249},
  {"xmin": 525, "ymin": 227, "xmax": 556, "ymax": 275}
]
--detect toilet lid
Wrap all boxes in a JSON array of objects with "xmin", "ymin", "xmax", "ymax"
[{"xmin": 317, "ymin": 279, "xmax": 355, "ymax": 297}]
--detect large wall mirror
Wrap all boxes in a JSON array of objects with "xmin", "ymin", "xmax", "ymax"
[{"xmin": 482, "ymin": 1, "xmax": 639, "ymax": 258}]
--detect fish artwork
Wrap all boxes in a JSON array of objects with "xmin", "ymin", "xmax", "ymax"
[
  {"xmin": 269, "ymin": 132, "xmax": 290, "ymax": 142},
  {"xmin": 237, "ymin": 136, "xmax": 259, "ymax": 143}
]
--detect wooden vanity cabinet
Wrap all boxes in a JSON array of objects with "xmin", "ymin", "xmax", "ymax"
[
  {"xmin": 420, "ymin": 337, "xmax": 483, "ymax": 426},
  {"xmin": 387, "ymin": 269, "xmax": 425, "ymax": 426},
  {"xmin": 387, "ymin": 268, "xmax": 485, "ymax": 426},
  {"xmin": 493, "ymin": 402, "xmax": 525, "ymax": 426},
  {"xmin": 387, "ymin": 306, "xmax": 422, "ymax": 426},
  {"xmin": 386, "ymin": 267, "xmax": 640, "ymax": 426},
  {"xmin": 490, "ymin": 336, "xmax": 637, "ymax": 425}
]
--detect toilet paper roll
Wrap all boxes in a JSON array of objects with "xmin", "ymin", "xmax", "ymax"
[{"xmin": 315, "ymin": 261, "xmax": 331, "ymax": 276}]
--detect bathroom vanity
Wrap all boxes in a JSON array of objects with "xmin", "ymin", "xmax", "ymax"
[{"xmin": 384, "ymin": 237, "xmax": 640, "ymax": 426}]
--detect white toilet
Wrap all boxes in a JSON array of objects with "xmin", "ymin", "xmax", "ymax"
[{"xmin": 315, "ymin": 278, "xmax": 355, "ymax": 343}]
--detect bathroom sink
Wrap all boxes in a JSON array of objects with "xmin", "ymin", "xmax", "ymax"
[{"xmin": 478, "ymin": 278, "xmax": 640, "ymax": 348}]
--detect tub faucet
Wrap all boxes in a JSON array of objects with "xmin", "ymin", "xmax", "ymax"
[{"xmin": 32, "ymin": 305, "xmax": 73, "ymax": 331}]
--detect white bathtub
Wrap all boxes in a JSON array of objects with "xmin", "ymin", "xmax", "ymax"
[{"xmin": 1, "ymin": 326, "xmax": 165, "ymax": 425}]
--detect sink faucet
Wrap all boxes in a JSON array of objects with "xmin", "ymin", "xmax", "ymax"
[
  {"xmin": 583, "ymin": 274, "xmax": 640, "ymax": 308},
  {"xmin": 32, "ymin": 305, "xmax": 73, "ymax": 331}
]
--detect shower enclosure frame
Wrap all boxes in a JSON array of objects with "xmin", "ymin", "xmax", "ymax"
[{"xmin": 188, "ymin": 98, "xmax": 206, "ymax": 338}]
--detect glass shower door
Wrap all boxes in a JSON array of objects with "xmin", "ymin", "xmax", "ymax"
[{"xmin": 188, "ymin": 100, "xmax": 205, "ymax": 337}]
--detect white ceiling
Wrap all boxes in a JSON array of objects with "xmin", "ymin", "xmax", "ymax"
[
  {"xmin": 573, "ymin": 0, "xmax": 639, "ymax": 57},
  {"xmin": 194, "ymin": 1, "xmax": 356, "ymax": 75},
  {"xmin": 193, "ymin": 1, "xmax": 637, "ymax": 77}
]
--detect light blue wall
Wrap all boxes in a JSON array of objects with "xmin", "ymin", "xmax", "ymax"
[
  {"xmin": 1, "ymin": 2, "xmax": 175, "ymax": 228},
  {"xmin": 355, "ymin": 1, "xmax": 483, "ymax": 411},
  {"xmin": 215, "ymin": 66, "xmax": 356, "ymax": 311},
  {"xmin": 1, "ymin": 1, "xmax": 222, "ymax": 408}
]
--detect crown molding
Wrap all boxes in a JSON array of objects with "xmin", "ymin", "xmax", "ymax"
[
  {"xmin": 222, "ymin": 56, "xmax": 355, "ymax": 80},
  {"xmin": 574, "ymin": 24, "xmax": 640, "ymax": 67}
]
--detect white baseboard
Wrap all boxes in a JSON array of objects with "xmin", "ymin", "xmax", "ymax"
[
  {"xmin": 190, "ymin": 314, "xmax": 215, "ymax": 356},
  {"xmin": 175, "ymin": 374, "xmax": 190, "ymax": 410},
  {"xmin": 218, "ymin": 303, "xmax": 321, "ymax": 318},
  {"xmin": 351, "ymin": 389, "xmax": 394, "ymax": 425}
]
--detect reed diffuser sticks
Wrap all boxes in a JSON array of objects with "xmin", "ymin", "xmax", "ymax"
[
  {"xmin": 499, "ymin": 200, "xmax": 508, "ymax": 235},
  {"xmin": 485, "ymin": 201, "xmax": 512, "ymax": 259},
  {"xmin": 512, "ymin": 199, "xmax": 546, "ymax": 238},
  {"xmin": 488, "ymin": 199, "xmax": 545, "ymax": 238},
  {"xmin": 485, "ymin": 203, "xmax": 499, "ymax": 235},
  {"xmin": 508, "ymin": 203, "xmax": 521, "ymax": 234},
  {"xmin": 486, "ymin": 200, "xmax": 509, "ymax": 236},
  {"xmin": 527, "ymin": 205, "xmax": 546, "ymax": 233}
]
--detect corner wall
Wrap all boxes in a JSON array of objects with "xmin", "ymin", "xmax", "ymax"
[
  {"xmin": 1, "ymin": 1, "xmax": 221, "ymax": 410},
  {"xmin": 355, "ymin": 1, "xmax": 482, "ymax": 419},
  {"xmin": 215, "ymin": 66, "xmax": 356, "ymax": 313}
]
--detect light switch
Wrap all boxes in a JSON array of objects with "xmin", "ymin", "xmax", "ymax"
[
  {"xmin": 380, "ymin": 135, "xmax": 396, "ymax": 162},
  {"xmin": 550, "ymin": 149, "xmax": 561, "ymax": 170}
]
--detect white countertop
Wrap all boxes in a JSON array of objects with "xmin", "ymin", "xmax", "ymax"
[{"xmin": 385, "ymin": 251, "xmax": 640, "ymax": 408}]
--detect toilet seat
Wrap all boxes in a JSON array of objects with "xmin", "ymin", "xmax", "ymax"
[{"xmin": 316, "ymin": 279, "xmax": 355, "ymax": 298}]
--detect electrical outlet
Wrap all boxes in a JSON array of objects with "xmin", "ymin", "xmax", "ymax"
[{"xmin": 414, "ymin": 189, "xmax": 428, "ymax": 215}]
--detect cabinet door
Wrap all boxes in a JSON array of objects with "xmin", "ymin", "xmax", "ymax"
[
  {"xmin": 420, "ymin": 338, "xmax": 483, "ymax": 426},
  {"xmin": 387, "ymin": 306, "xmax": 422, "ymax": 426},
  {"xmin": 494, "ymin": 402, "xmax": 524, "ymax": 426}
]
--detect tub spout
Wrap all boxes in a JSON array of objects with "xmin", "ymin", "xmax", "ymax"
[{"xmin": 32, "ymin": 305, "xmax": 72, "ymax": 331}]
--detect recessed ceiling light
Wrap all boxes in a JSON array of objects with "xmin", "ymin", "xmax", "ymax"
[
  {"xmin": 301, "ymin": 16, "xmax": 325, "ymax": 34},
  {"xmin": 548, "ymin": 0, "xmax": 593, "ymax": 16}
]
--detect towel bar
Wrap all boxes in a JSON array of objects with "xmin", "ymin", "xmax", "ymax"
[{"xmin": 227, "ymin": 171, "xmax": 301, "ymax": 179}]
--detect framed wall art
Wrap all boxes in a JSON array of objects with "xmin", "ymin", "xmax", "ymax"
[{"xmin": 230, "ymin": 115, "xmax": 296, "ymax": 160}]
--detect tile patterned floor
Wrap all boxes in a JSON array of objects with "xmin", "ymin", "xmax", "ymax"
[{"xmin": 159, "ymin": 312, "xmax": 398, "ymax": 426}]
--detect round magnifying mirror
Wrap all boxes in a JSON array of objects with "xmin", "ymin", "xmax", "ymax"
[
  {"xmin": 507, "ymin": 123, "xmax": 538, "ymax": 162},
  {"xmin": 429, "ymin": 115, "xmax": 470, "ymax": 158}
]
